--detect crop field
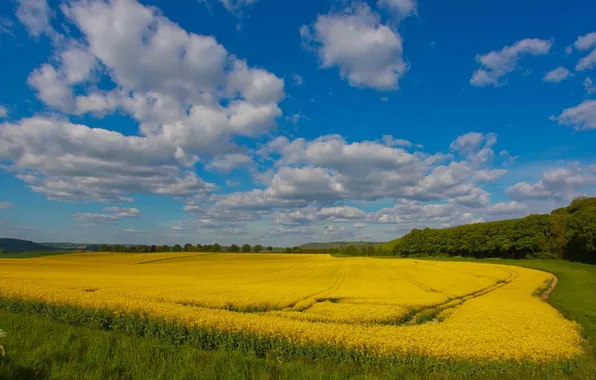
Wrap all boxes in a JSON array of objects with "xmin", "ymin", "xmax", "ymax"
[{"xmin": 0, "ymin": 253, "xmax": 588, "ymax": 369}]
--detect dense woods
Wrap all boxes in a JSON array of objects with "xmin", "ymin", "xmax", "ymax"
[{"xmin": 391, "ymin": 197, "xmax": 596, "ymax": 263}]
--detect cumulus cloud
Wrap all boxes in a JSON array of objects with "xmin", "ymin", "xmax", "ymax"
[
  {"xmin": 543, "ymin": 67, "xmax": 571, "ymax": 83},
  {"xmin": 3, "ymin": 0, "xmax": 287, "ymax": 202},
  {"xmin": 208, "ymin": 153, "xmax": 253, "ymax": 172},
  {"xmin": 0, "ymin": 202, "xmax": 13, "ymax": 209},
  {"xmin": 470, "ymin": 38, "xmax": 552, "ymax": 87},
  {"xmin": 551, "ymin": 100, "xmax": 596, "ymax": 131},
  {"xmin": 16, "ymin": 0, "xmax": 55, "ymax": 38},
  {"xmin": 0, "ymin": 117, "xmax": 215, "ymax": 202},
  {"xmin": 507, "ymin": 165, "xmax": 596, "ymax": 201},
  {"xmin": 573, "ymin": 32, "xmax": 596, "ymax": 71},
  {"xmin": 300, "ymin": 1, "xmax": 408, "ymax": 90},
  {"xmin": 25, "ymin": 0, "xmax": 284, "ymax": 156},
  {"xmin": 450, "ymin": 132, "xmax": 498, "ymax": 167},
  {"xmin": 0, "ymin": 106, "xmax": 7, "ymax": 118},
  {"xmin": 208, "ymin": 133, "xmax": 507, "ymax": 222}
]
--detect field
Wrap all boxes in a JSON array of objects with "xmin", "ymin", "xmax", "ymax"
[{"xmin": 0, "ymin": 252, "xmax": 590, "ymax": 377}]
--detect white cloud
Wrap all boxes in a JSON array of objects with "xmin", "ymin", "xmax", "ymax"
[
  {"xmin": 376, "ymin": 0, "xmax": 417, "ymax": 21},
  {"xmin": 208, "ymin": 153, "xmax": 253, "ymax": 172},
  {"xmin": 543, "ymin": 66, "xmax": 571, "ymax": 83},
  {"xmin": 551, "ymin": 100, "xmax": 596, "ymax": 131},
  {"xmin": 0, "ymin": 202, "xmax": 13, "ymax": 209},
  {"xmin": 573, "ymin": 32, "xmax": 596, "ymax": 51},
  {"xmin": 210, "ymin": 132, "xmax": 506, "ymax": 216},
  {"xmin": 71, "ymin": 206, "xmax": 141, "ymax": 225},
  {"xmin": 23, "ymin": 0, "xmax": 284, "ymax": 157},
  {"xmin": 72, "ymin": 213, "xmax": 119, "ymax": 224},
  {"xmin": 0, "ymin": 106, "xmax": 8, "ymax": 118},
  {"xmin": 507, "ymin": 165, "xmax": 596, "ymax": 201},
  {"xmin": 27, "ymin": 64, "xmax": 75, "ymax": 112},
  {"xmin": 353, "ymin": 222, "xmax": 366, "ymax": 228},
  {"xmin": 470, "ymin": 38, "xmax": 552, "ymax": 87},
  {"xmin": 450, "ymin": 132, "xmax": 497, "ymax": 167},
  {"xmin": 300, "ymin": 1, "xmax": 408, "ymax": 90},
  {"xmin": 122, "ymin": 229, "xmax": 145, "ymax": 233},
  {"xmin": 16, "ymin": 0, "xmax": 54, "ymax": 38},
  {"xmin": 584, "ymin": 77, "xmax": 596, "ymax": 95},
  {"xmin": 576, "ymin": 49, "xmax": 596, "ymax": 71},
  {"xmin": 0, "ymin": 117, "xmax": 215, "ymax": 202},
  {"xmin": 103, "ymin": 206, "xmax": 142, "ymax": 217},
  {"xmin": 4, "ymin": 0, "xmax": 288, "ymax": 202}
]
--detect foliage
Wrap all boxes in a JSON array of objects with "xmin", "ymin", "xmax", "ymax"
[
  {"xmin": 242, "ymin": 244, "xmax": 251, "ymax": 253},
  {"xmin": 230, "ymin": 244, "xmax": 239, "ymax": 252},
  {"xmin": 254, "ymin": 245, "xmax": 263, "ymax": 253},
  {"xmin": 389, "ymin": 197, "xmax": 596, "ymax": 263}
]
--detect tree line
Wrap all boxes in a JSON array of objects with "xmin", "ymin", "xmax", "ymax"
[
  {"xmin": 390, "ymin": 197, "xmax": 596, "ymax": 263},
  {"xmin": 97, "ymin": 243, "xmax": 277, "ymax": 254}
]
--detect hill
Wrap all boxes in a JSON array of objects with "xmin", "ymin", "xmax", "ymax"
[
  {"xmin": 298, "ymin": 241, "xmax": 381, "ymax": 250},
  {"xmin": 0, "ymin": 238, "xmax": 54, "ymax": 253},
  {"xmin": 378, "ymin": 237, "xmax": 400, "ymax": 252}
]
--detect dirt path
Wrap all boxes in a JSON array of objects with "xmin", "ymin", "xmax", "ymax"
[{"xmin": 541, "ymin": 275, "xmax": 558, "ymax": 301}]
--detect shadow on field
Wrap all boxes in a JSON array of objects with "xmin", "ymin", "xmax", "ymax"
[{"xmin": 1, "ymin": 360, "xmax": 48, "ymax": 380}]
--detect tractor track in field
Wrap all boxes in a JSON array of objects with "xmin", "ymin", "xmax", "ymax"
[{"xmin": 540, "ymin": 275, "xmax": 558, "ymax": 301}]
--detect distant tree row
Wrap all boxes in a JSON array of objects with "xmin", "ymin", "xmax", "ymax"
[
  {"xmin": 390, "ymin": 197, "xmax": 596, "ymax": 263},
  {"xmin": 96, "ymin": 243, "xmax": 275, "ymax": 253}
]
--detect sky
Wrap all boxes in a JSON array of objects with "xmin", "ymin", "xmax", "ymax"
[{"xmin": 0, "ymin": 0, "xmax": 595, "ymax": 246}]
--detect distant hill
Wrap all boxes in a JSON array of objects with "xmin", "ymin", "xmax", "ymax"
[
  {"xmin": 0, "ymin": 238, "xmax": 54, "ymax": 253},
  {"xmin": 378, "ymin": 237, "xmax": 401, "ymax": 253},
  {"xmin": 298, "ymin": 241, "xmax": 381, "ymax": 250}
]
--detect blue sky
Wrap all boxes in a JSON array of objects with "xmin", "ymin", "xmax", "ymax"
[{"xmin": 0, "ymin": 0, "xmax": 595, "ymax": 246}]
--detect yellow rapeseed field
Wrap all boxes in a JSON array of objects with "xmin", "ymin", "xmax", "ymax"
[{"xmin": 0, "ymin": 253, "xmax": 585, "ymax": 363}]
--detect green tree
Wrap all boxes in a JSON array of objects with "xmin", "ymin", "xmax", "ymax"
[
  {"xmin": 172, "ymin": 244, "xmax": 182, "ymax": 252},
  {"xmin": 211, "ymin": 244, "xmax": 222, "ymax": 252},
  {"xmin": 253, "ymin": 244, "xmax": 263, "ymax": 252},
  {"xmin": 565, "ymin": 205, "xmax": 596, "ymax": 263},
  {"xmin": 196, "ymin": 244, "xmax": 203, "ymax": 252},
  {"xmin": 267, "ymin": 246, "xmax": 273, "ymax": 251},
  {"xmin": 242, "ymin": 244, "xmax": 251, "ymax": 253},
  {"xmin": 230, "ymin": 244, "xmax": 239, "ymax": 252},
  {"xmin": 367, "ymin": 246, "xmax": 375, "ymax": 256},
  {"xmin": 183, "ymin": 243, "xmax": 194, "ymax": 252}
]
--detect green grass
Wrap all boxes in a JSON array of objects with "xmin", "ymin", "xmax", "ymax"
[
  {"xmin": 378, "ymin": 238, "xmax": 400, "ymax": 252},
  {"xmin": 0, "ymin": 251, "xmax": 73, "ymax": 259},
  {"xmin": 1, "ymin": 310, "xmax": 592, "ymax": 380},
  {"xmin": 0, "ymin": 257, "xmax": 595, "ymax": 379}
]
